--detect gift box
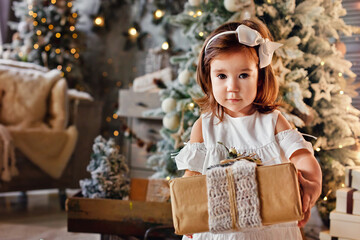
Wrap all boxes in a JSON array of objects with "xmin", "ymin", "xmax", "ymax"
[
  {"xmin": 336, "ymin": 187, "xmax": 360, "ymax": 215},
  {"xmin": 345, "ymin": 166, "xmax": 360, "ymax": 190},
  {"xmin": 169, "ymin": 162, "xmax": 303, "ymax": 235},
  {"xmin": 330, "ymin": 211, "xmax": 360, "ymax": 240},
  {"xmin": 319, "ymin": 230, "xmax": 352, "ymax": 240}
]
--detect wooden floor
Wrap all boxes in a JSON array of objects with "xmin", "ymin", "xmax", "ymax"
[{"xmin": 0, "ymin": 189, "xmax": 100, "ymax": 240}]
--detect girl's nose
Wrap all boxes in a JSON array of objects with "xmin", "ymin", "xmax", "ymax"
[{"xmin": 227, "ymin": 78, "xmax": 240, "ymax": 92}]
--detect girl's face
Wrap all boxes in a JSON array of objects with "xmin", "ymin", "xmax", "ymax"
[{"xmin": 210, "ymin": 49, "xmax": 258, "ymax": 118}]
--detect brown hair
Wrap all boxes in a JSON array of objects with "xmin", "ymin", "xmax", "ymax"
[{"xmin": 195, "ymin": 19, "xmax": 279, "ymax": 121}]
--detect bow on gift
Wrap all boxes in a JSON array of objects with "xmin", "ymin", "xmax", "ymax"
[{"xmin": 205, "ymin": 24, "xmax": 283, "ymax": 68}]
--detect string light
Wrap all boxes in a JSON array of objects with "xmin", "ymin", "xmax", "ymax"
[
  {"xmin": 57, "ymin": 65, "xmax": 62, "ymax": 70},
  {"xmin": 48, "ymin": 24, "xmax": 54, "ymax": 30},
  {"xmin": 33, "ymin": 21, "xmax": 38, "ymax": 26},
  {"xmin": 94, "ymin": 16, "xmax": 105, "ymax": 27},
  {"xmin": 128, "ymin": 27, "xmax": 138, "ymax": 37},
  {"xmin": 113, "ymin": 130, "xmax": 119, "ymax": 136},
  {"xmin": 32, "ymin": 12, "xmax": 37, "ymax": 18},
  {"xmin": 188, "ymin": 11, "xmax": 195, "ymax": 16},
  {"xmin": 341, "ymin": 183, "xmax": 345, "ymax": 187},
  {"xmin": 18, "ymin": 52, "xmax": 23, "ymax": 57},
  {"xmin": 51, "ymin": 0, "xmax": 56, "ymax": 4},
  {"xmin": 28, "ymin": 5, "xmax": 33, "ymax": 10},
  {"xmin": 320, "ymin": 61, "xmax": 325, "ymax": 66},
  {"xmin": 55, "ymin": 48, "xmax": 61, "ymax": 54},
  {"xmin": 161, "ymin": 41, "xmax": 169, "ymax": 50},
  {"xmin": 41, "ymin": 18, "xmax": 46, "ymax": 23},
  {"xmin": 166, "ymin": 176, "xmax": 171, "ymax": 181},
  {"xmin": 106, "ymin": 117, "xmax": 111, "ymax": 122},
  {"xmin": 74, "ymin": 53, "xmax": 80, "ymax": 59},
  {"xmin": 72, "ymin": 33, "xmax": 78, "ymax": 39},
  {"xmin": 45, "ymin": 45, "xmax": 51, "ymax": 51},
  {"xmin": 72, "ymin": 13, "xmax": 78, "ymax": 18},
  {"xmin": 323, "ymin": 196, "xmax": 328, "ymax": 201},
  {"xmin": 33, "ymin": 43, "xmax": 39, "ymax": 49},
  {"xmin": 340, "ymin": 90, "xmax": 344, "ymax": 95},
  {"xmin": 113, "ymin": 113, "xmax": 119, "ymax": 119},
  {"xmin": 66, "ymin": 66, "xmax": 72, "ymax": 72},
  {"xmin": 199, "ymin": 31, "xmax": 204, "ymax": 37},
  {"xmin": 196, "ymin": 10, "xmax": 202, "ymax": 16},
  {"xmin": 267, "ymin": 0, "xmax": 272, "ymax": 3},
  {"xmin": 70, "ymin": 48, "xmax": 76, "ymax": 54},
  {"xmin": 36, "ymin": 30, "xmax": 42, "ymax": 36},
  {"xmin": 316, "ymin": 147, "xmax": 321, "ymax": 152},
  {"xmin": 29, "ymin": 11, "xmax": 34, "ymax": 16},
  {"xmin": 55, "ymin": 33, "xmax": 61, "ymax": 38},
  {"xmin": 338, "ymin": 72, "xmax": 343, "ymax": 77},
  {"xmin": 188, "ymin": 102, "xmax": 195, "ymax": 111},
  {"xmin": 339, "ymin": 144, "xmax": 343, "ymax": 148},
  {"xmin": 154, "ymin": 9, "xmax": 165, "ymax": 19},
  {"xmin": 69, "ymin": 26, "xmax": 75, "ymax": 31},
  {"xmin": 67, "ymin": 2, "xmax": 72, "ymax": 7}
]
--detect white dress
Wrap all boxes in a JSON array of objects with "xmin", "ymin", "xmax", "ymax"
[{"xmin": 175, "ymin": 110, "xmax": 313, "ymax": 240}]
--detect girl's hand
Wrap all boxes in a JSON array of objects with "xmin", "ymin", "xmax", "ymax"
[{"xmin": 297, "ymin": 171, "xmax": 320, "ymax": 227}]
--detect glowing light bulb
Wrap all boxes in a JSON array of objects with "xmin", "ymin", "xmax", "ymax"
[
  {"xmin": 55, "ymin": 33, "xmax": 61, "ymax": 38},
  {"xmin": 106, "ymin": 117, "xmax": 111, "ymax": 122},
  {"xmin": 29, "ymin": 11, "xmax": 34, "ymax": 16},
  {"xmin": 188, "ymin": 11, "xmax": 195, "ymax": 16},
  {"xmin": 338, "ymin": 72, "xmax": 343, "ymax": 77},
  {"xmin": 33, "ymin": 21, "xmax": 38, "ymax": 26},
  {"xmin": 72, "ymin": 13, "xmax": 78, "ymax": 18},
  {"xmin": 32, "ymin": 13, "xmax": 37, "ymax": 18},
  {"xmin": 320, "ymin": 61, "xmax": 325, "ymax": 66},
  {"xmin": 66, "ymin": 66, "xmax": 72, "ymax": 72},
  {"xmin": 72, "ymin": 33, "xmax": 78, "ymax": 39},
  {"xmin": 166, "ymin": 176, "xmax": 171, "ymax": 181},
  {"xmin": 154, "ymin": 9, "xmax": 164, "ymax": 19},
  {"xmin": 340, "ymin": 90, "xmax": 344, "ymax": 95},
  {"xmin": 114, "ymin": 131, "xmax": 119, "ymax": 136},
  {"xmin": 69, "ymin": 26, "xmax": 75, "ymax": 31},
  {"xmin": 36, "ymin": 30, "xmax": 42, "ymax": 35},
  {"xmin": 48, "ymin": 24, "xmax": 54, "ymax": 30},
  {"xmin": 316, "ymin": 147, "xmax": 321, "ymax": 152},
  {"xmin": 128, "ymin": 27, "xmax": 138, "ymax": 36},
  {"xmin": 199, "ymin": 32, "xmax": 204, "ymax": 37},
  {"xmin": 70, "ymin": 48, "xmax": 76, "ymax": 54},
  {"xmin": 339, "ymin": 145, "xmax": 343, "ymax": 148},
  {"xmin": 33, "ymin": 43, "xmax": 39, "ymax": 49},
  {"xmin": 113, "ymin": 113, "xmax": 118, "ymax": 119},
  {"xmin": 323, "ymin": 196, "xmax": 328, "ymax": 201},
  {"xmin": 51, "ymin": 0, "xmax": 56, "ymax": 4},
  {"xmin": 162, "ymin": 41, "xmax": 169, "ymax": 50},
  {"xmin": 57, "ymin": 65, "xmax": 62, "ymax": 70},
  {"xmin": 45, "ymin": 45, "xmax": 51, "ymax": 51},
  {"xmin": 74, "ymin": 53, "xmax": 80, "ymax": 59},
  {"xmin": 67, "ymin": 2, "xmax": 72, "ymax": 7},
  {"xmin": 196, "ymin": 10, "xmax": 202, "ymax": 16},
  {"xmin": 55, "ymin": 48, "xmax": 61, "ymax": 54},
  {"xmin": 94, "ymin": 16, "xmax": 104, "ymax": 26},
  {"xmin": 41, "ymin": 18, "xmax": 46, "ymax": 23}
]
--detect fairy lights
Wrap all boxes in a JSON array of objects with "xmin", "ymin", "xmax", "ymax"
[
  {"xmin": 94, "ymin": 16, "xmax": 105, "ymax": 27},
  {"xmin": 154, "ymin": 9, "xmax": 165, "ymax": 19},
  {"xmin": 161, "ymin": 41, "xmax": 169, "ymax": 50},
  {"xmin": 128, "ymin": 27, "xmax": 138, "ymax": 37}
]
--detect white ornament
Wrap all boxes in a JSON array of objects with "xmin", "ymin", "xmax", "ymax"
[
  {"xmin": 311, "ymin": 76, "xmax": 335, "ymax": 102},
  {"xmin": 178, "ymin": 69, "xmax": 191, "ymax": 85},
  {"xmin": 163, "ymin": 114, "xmax": 180, "ymax": 131},
  {"xmin": 161, "ymin": 98, "xmax": 177, "ymax": 113},
  {"xmin": 224, "ymin": 0, "xmax": 252, "ymax": 12},
  {"xmin": 188, "ymin": 0, "xmax": 202, "ymax": 6}
]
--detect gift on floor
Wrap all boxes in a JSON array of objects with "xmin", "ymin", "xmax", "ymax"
[
  {"xmin": 319, "ymin": 230, "xmax": 352, "ymax": 240},
  {"xmin": 336, "ymin": 187, "xmax": 360, "ymax": 215},
  {"xmin": 169, "ymin": 162, "xmax": 303, "ymax": 235},
  {"xmin": 345, "ymin": 166, "xmax": 360, "ymax": 190},
  {"xmin": 329, "ymin": 211, "xmax": 360, "ymax": 240}
]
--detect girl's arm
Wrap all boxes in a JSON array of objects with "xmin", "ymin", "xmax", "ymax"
[
  {"xmin": 182, "ymin": 118, "xmax": 204, "ymax": 177},
  {"xmin": 276, "ymin": 113, "xmax": 322, "ymax": 227}
]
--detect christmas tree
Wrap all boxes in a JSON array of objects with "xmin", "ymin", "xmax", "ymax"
[
  {"xmin": 5, "ymin": 0, "xmax": 82, "ymax": 88},
  {"xmin": 80, "ymin": 135, "xmax": 130, "ymax": 199},
  {"xmin": 147, "ymin": 0, "xmax": 360, "ymax": 224}
]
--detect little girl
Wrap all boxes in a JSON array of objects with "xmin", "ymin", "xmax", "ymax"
[{"xmin": 175, "ymin": 19, "xmax": 322, "ymax": 240}]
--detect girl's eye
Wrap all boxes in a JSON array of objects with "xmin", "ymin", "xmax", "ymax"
[
  {"xmin": 239, "ymin": 73, "xmax": 249, "ymax": 79},
  {"xmin": 217, "ymin": 74, "xmax": 227, "ymax": 79}
]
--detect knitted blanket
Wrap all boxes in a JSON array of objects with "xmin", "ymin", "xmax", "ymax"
[{"xmin": 206, "ymin": 160, "xmax": 262, "ymax": 233}]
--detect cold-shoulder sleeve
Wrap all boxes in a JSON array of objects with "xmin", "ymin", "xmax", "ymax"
[
  {"xmin": 175, "ymin": 142, "xmax": 206, "ymax": 172},
  {"xmin": 275, "ymin": 129, "xmax": 314, "ymax": 160}
]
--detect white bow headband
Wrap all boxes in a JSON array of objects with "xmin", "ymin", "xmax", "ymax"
[{"xmin": 204, "ymin": 25, "xmax": 283, "ymax": 68}]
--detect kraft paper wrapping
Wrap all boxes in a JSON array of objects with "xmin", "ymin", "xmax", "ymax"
[{"xmin": 169, "ymin": 162, "xmax": 303, "ymax": 235}]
